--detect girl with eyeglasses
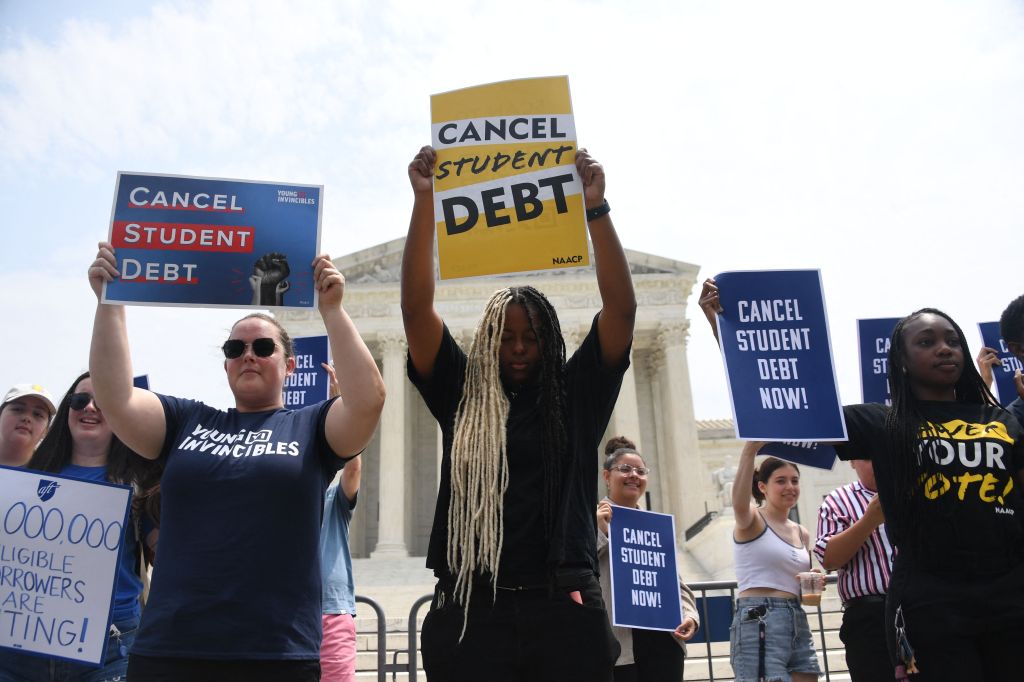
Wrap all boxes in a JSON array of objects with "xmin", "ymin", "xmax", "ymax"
[
  {"xmin": 86, "ymin": 244, "xmax": 385, "ymax": 682},
  {"xmin": 596, "ymin": 436, "xmax": 700, "ymax": 682},
  {"xmin": 0, "ymin": 372, "xmax": 161, "ymax": 682}
]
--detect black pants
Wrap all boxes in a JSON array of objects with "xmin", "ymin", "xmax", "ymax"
[
  {"xmin": 612, "ymin": 628, "xmax": 685, "ymax": 682},
  {"xmin": 421, "ymin": 577, "xmax": 618, "ymax": 682},
  {"xmin": 884, "ymin": 560, "xmax": 1024, "ymax": 681},
  {"xmin": 126, "ymin": 655, "xmax": 320, "ymax": 681},
  {"xmin": 839, "ymin": 597, "xmax": 890, "ymax": 682}
]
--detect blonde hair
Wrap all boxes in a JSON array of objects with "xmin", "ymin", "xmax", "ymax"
[
  {"xmin": 444, "ymin": 286, "xmax": 568, "ymax": 636},
  {"xmin": 447, "ymin": 289, "xmax": 513, "ymax": 619}
]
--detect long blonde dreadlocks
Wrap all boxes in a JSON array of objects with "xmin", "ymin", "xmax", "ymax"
[
  {"xmin": 447, "ymin": 288, "xmax": 514, "ymax": 614},
  {"xmin": 446, "ymin": 286, "xmax": 569, "ymax": 631}
]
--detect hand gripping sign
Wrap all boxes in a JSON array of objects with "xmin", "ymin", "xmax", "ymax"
[
  {"xmin": 103, "ymin": 172, "xmax": 323, "ymax": 309},
  {"xmin": 979, "ymin": 322, "xmax": 1023, "ymax": 408},
  {"xmin": 430, "ymin": 76, "xmax": 590, "ymax": 280},
  {"xmin": 0, "ymin": 466, "xmax": 132, "ymax": 666}
]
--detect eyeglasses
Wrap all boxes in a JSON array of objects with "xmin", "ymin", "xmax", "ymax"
[
  {"xmin": 222, "ymin": 338, "xmax": 276, "ymax": 359},
  {"xmin": 610, "ymin": 464, "xmax": 649, "ymax": 477},
  {"xmin": 69, "ymin": 392, "xmax": 99, "ymax": 411}
]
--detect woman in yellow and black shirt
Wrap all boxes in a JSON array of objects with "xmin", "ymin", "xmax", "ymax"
[{"xmin": 836, "ymin": 308, "xmax": 1024, "ymax": 682}]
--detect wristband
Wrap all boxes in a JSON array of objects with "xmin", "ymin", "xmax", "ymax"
[{"xmin": 586, "ymin": 200, "xmax": 611, "ymax": 222}]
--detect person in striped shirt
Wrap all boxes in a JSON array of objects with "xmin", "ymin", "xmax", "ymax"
[{"xmin": 814, "ymin": 458, "xmax": 893, "ymax": 681}]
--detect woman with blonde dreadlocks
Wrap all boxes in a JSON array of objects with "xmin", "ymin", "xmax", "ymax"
[{"xmin": 403, "ymin": 145, "xmax": 636, "ymax": 682}]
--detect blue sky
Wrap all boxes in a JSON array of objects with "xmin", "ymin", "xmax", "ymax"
[{"xmin": 2, "ymin": 0, "xmax": 1022, "ymax": 418}]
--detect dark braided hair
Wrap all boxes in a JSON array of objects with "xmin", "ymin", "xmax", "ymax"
[
  {"xmin": 510, "ymin": 286, "xmax": 569, "ymax": 540},
  {"xmin": 446, "ymin": 286, "xmax": 569, "ymax": 615},
  {"xmin": 883, "ymin": 308, "xmax": 998, "ymax": 551}
]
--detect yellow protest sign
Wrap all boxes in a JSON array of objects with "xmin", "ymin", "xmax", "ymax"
[{"xmin": 430, "ymin": 76, "xmax": 589, "ymax": 280}]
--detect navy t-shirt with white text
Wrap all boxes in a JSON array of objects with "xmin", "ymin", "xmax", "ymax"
[{"xmin": 130, "ymin": 395, "xmax": 342, "ymax": 660}]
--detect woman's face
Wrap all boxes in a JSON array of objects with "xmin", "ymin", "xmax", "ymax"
[
  {"xmin": 0, "ymin": 396, "xmax": 50, "ymax": 465},
  {"xmin": 901, "ymin": 312, "xmax": 964, "ymax": 399},
  {"xmin": 224, "ymin": 318, "xmax": 294, "ymax": 407},
  {"xmin": 67, "ymin": 377, "xmax": 113, "ymax": 451},
  {"xmin": 499, "ymin": 302, "xmax": 542, "ymax": 388},
  {"xmin": 603, "ymin": 453, "xmax": 648, "ymax": 506},
  {"xmin": 758, "ymin": 463, "xmax": 800, "ymax": 509}
]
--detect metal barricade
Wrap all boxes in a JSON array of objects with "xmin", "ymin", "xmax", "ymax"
[{"xmin": 369, "ymin": 574, "xmax": 844, "ymax": 681}]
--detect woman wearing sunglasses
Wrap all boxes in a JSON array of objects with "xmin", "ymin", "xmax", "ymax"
[
  {"xmin": 596, "ymin": 436, "xmax": 700, "ymax": 682},
  {"xmin": 0, "ymin": 372, "xmax": 161, "ymax": 682},
  {"xmin": 86, "ymin": 243, "xmax": 385, "ymax": 681}
]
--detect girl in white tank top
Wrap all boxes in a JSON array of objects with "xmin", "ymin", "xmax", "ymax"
[{"xmin": 729, "ymin": 440, "xmax": 824, "ymax": 682}]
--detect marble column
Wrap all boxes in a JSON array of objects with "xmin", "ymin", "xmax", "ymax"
[
  {"xmin": 645, "ymin": 350, "xmax": 677, "ymax": 524},
  {"xmin": 371, "ymin": 333, "xmax": 409, "ymax": 558},
  {"xmin": 608, "ymin": 351, "xmax": 643, "ymax": 452},
  {"xmin": 653, "ymin": 322, "xmax": 706, "ymax": 546}
]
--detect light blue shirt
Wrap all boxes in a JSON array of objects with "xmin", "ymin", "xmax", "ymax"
[{"xmin": 320, "ymin": 481, "xmax": 356, "ymax": 615}]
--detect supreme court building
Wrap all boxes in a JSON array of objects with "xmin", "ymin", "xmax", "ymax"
[{"xmin": 278, "ymin": 238, "xmax": 852, "ymax": 572}]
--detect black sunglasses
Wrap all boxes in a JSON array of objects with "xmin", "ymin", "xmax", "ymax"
[
  {"xmin": 222, "ymin": 338, "xmax": 277, "ymax": 359},
  {"xmin": 69, "ymin": 392, "xmax": 99, "ymax": 411}
]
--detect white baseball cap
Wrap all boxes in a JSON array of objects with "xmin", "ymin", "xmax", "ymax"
[{"xmin": 2, "ymin": 384, "xmax": 57, "ymax": 417}]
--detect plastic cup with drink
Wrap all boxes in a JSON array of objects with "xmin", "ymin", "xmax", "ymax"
[{"xmin": 797, "ymin": 571, "xmax": 824, "ymax": 607}]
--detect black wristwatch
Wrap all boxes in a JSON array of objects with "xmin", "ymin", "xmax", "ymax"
[{"xmin": 586, "ymin": 200, "xmax": 611, "ymax": 222}]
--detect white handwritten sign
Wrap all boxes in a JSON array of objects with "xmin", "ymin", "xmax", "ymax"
[{"xmin": 0, "ymin": 466, "xmax": 131, "ymax": 665}]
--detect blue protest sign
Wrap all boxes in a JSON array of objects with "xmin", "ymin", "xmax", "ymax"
[
  {"xmin": 715, "ymin": 270, "xmax": 847, "ymax": 442},
  {"xmin": 608, "ymin": 506, "xmax": 682, "ymax": 631},
  {"xmin": 103, "ymin": 172, "xmax": 322, "ymax": 309},
  {"xmin": 759, "ymin": 442, "xmax": 837, "ymax": 470},
  {"xmin": 688, "ymin": 595, "xmax": 734, "ymax": 644},
  {"xmin": 979, "ymin": 322, "xmax": 1022, "ymax": 407},
  {"xmin": 0, "ymin": 466, "xmax": 132, "ymax": 665},
  {"xmin": 283, "ymin": 335, "xmax": 330, "ymax": 408},
  {"xmin": 133, "ymin": 375, "xmax": 150, "ymax": 390},
  {"xmin": 857, "ymin": 318, "xmax": 900, "ymax": 405}
]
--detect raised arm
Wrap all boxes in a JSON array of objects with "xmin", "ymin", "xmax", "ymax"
[
  {"xmin": 578, "ymin": 150, "xmax": 636, "ymax": 367},
  {"xmin": 314, "ymin": 255, "xmax": 386, "ymax": 458},
  {"xmin": 732, "ymin": 440, "xmax": 764, "ymax": 532},
  {"xmin": 340, "ymin": 453, "xmax": 361, "ymax": 503},
  {"xmin": 698, "ymin": 278, "xmax": 722, "ymax": 343},
  {"xmin": 88, "ymin": 242, "xmax": 166, "ymax": 459},
  {"xmin": 401, "ymin": 146, "xmax": 445, "ymax": 381}
]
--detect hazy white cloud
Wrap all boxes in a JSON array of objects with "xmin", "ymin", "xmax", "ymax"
[{"xmin": 2, "ymin": 0, "xmax": 1022, "ymax": 417}]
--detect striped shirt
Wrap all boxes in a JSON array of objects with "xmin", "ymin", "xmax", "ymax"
[{"xmin": 813, "ymin": 481, "xmax": 893, "ymax": 603}]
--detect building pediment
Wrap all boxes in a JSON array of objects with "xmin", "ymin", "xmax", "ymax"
[{"xmin": 332, "ymin": 237, "xmax": 698, "ymax": 284}]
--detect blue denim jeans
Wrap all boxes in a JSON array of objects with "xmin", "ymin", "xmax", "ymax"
[
  {"xmin": 0, "ymin": 616, "xmax": 137, "ymax": 682},
  {"xmin": 729, "ymin": 597, "xmax": 820, "ymax": 682}
]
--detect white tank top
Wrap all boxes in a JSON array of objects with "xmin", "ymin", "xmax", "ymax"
[{"xmin": 734, "ymin": 514, "xmax": 810, "ymax": 594}]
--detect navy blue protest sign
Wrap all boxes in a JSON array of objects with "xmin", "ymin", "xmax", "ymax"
[
  {"xmin": 979, "ymin": 322, "xmax": 1022, "ymax": 407},
  {"xmin": 103, "ymin": 172, "xmax": 322, "ymax": 309},
  {"xmin": 283, "ymin": 335, "xmax": 330, "ymax": 408},
  {"xmin": 688, "ymin": 595, "xmax": 733, "ymax": 644},
  {"xmin": 0, "ymin": 465, "xmax": 132, "ymax": 665},
  {"xmin": 857, "ymin": 318, "xmax": 900, "ymax": 405},
  {"xmin": 608, "ymin": 506, "xmax": 682, "ymax": 631},
  {"xmin": 759, "ymin": 442, "xmax": 837, "ymax": 470},
  {"xmin": 716, "ymin": 270, "xmax": 847, "ymax": 442}
]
